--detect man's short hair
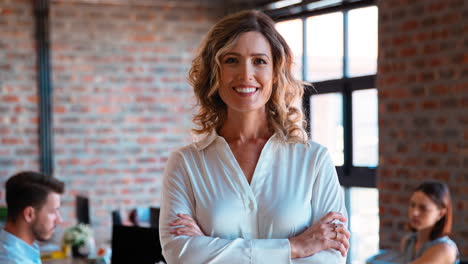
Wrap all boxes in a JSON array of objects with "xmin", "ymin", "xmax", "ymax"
[{"xmin": 5, "ymin": 171, "xmax": 65, "ymax": 221}]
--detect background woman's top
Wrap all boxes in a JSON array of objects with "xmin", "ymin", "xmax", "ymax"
[
  {"xmin": 159, "ymin": 132, "xmax": 347, "ymax": 264},
  {"xmin": 402, "ymin": 233, "xmax": 459, "ymax": 264}
]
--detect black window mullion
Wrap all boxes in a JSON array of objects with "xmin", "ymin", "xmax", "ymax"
[
  {"xmin": 349, "ymin": 75, "xmax": 376, "ymax": 91},
  {"xmin": 342, "ymin": 10, "xmax": 353, "ymax": 177},
  {"xmin": 343, "ymin": 83, "xmax": 353, "ymax": 177},
  {"xmin": 311, "ymin": 79, "xmax": 344, "ymax": 94},
  {"xmin": 270, "ymin": 0, "xmax": 376, "ymax": 23},
  {"xmin": 34, "ymin": 0, "xmax": 54, "ymax": 177},
  {"xmin": 302, "ymin": 17, "xmax": 307, "ymax": 82},
  {"xmin": 340, "ymin": 167, "xmax": 376, "ymax": 188},
  {"xmin": 291, "ymin": 4, "xmax": 377, "ymax": 188},
  {"xmin": 302, "ymin": 85, "xmax": 311, "ymax": 134},
  {"xmin": 302, "ymin": 17, "xmax": 311, "ymax": 134}
]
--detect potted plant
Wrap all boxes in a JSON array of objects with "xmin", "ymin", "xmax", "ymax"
[{"xmin": 62, "ymin": 223, "xmax": 95, "ymax": 258}]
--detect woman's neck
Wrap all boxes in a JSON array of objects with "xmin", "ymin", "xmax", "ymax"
[
  {"xmin": 416, "ymin": 227, "xmax": 432, "ymax": 244},
  {"xmin": 219, "ymin": 109, "xmax": 271, "ymax": 143}
]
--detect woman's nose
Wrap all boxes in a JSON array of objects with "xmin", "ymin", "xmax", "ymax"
[{"xmin": 238, "ymin": 62, "xmax": 253, "ymax": 81}]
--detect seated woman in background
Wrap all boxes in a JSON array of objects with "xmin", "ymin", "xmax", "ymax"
[{"xmin": 401, "ymin": 181, "xmax": 459, "ymax": 264}]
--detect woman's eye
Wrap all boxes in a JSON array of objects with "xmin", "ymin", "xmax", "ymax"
[
  {"xmin": 254, "ymin": 58, "xmax": 267, "ymax": 64},
  {"xmin": 224, "ymin": 57, "xmax": 237, "ymax": 64}
]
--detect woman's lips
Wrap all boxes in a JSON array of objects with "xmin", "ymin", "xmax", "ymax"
[
  {"xmin": 233, "ymin": 86, "xmax": 258, "ymax": 96},
  {"xmin": 410, "ymin": 218, "xmax": 420, "ymax": 226}
]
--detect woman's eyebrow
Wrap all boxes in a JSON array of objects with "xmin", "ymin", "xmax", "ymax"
[{"xmin": 223, "ymin": 52, "xmax": 270, "ymax": 59}]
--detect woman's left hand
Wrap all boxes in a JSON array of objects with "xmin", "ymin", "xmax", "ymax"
[{"xmin": 169, "ymin": 213, "xmax": 205, "ymax": 237}]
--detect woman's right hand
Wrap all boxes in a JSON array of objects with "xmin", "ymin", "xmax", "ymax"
[{"xmin": 288, "ymin": 212, "xmax": 350, "ymax": 258}]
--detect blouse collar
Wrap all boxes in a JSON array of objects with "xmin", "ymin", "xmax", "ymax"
[{"xmin": 193, "ymin": 130, "xmax": 279, "ymax": 151}]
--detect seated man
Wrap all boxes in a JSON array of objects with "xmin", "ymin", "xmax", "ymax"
[{"xmin": 0, "ymin": 171, "xmax": 65, "ymax": 264}]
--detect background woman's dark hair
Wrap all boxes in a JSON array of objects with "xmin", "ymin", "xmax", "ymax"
[
  {"xmin": 410, "ymin": 180, "xmax": 452, "ymax": 240},
  {"xmin": 5, "ymin": 171, "xmax": 65, "ymax": 221}
]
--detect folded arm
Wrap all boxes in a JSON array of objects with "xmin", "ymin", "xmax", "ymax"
[
  {"xmin": 159, "ymin": 150, "xmax": 349, "ymax": 264},
  {"xmin": 159, "ymin": 152, "xmax": 291, "ymax": 264}
]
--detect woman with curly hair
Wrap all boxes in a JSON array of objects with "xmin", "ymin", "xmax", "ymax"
[{"xmin": 159, "ymin": 10, "xmax": 349, "ymax": 263}]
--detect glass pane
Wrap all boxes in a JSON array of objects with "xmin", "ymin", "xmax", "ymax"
[
  {"xmin": 352, "ymin": 89, "xmax": 378, "ymax": 167},
  {"xmin": 310, "ymin": 93, "xmax": 343, "ymax": 166},
  {"xmin": 276, "ymin": 19, "xmax": 303, "ymax": 80},
  {"xmin": 348, "ymin": 187, "xmax": 379, "ymax": 264},
  {"xmin": 306, "ymin": 12, "xmax": 343, "ymax": 82},
  {"xmin": 348, "ymin": 6, "xmax": 378, "ymax": 77}
]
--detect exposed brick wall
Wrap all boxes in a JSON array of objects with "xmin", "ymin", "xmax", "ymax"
[
  {"xmin": 4, "ymin": 0, "xmax": 465, "ymax": 256},
  {"xmin": 378, "ymin": 0, "xmax": 468, "ymax": 259},
  {"xmin": 0, "ymin": 0, "xmax": 223, "ymax": 243},
  {"xmin": 50, "ymin": 1, "xmax": 222, "ymax": 241},
  {"xmin": 0, "ymin": 0, "xmax": 39, "ymax": 199}
]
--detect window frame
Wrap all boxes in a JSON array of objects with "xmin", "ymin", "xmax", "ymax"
[{"xmin": 272, "ymin": 0, "xmax": 378, "ymax": 188}]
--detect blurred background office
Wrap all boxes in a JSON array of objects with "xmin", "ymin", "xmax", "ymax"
[{"xmin": 0, "ymin": 0, "xmax": 467, "ymax": 263}]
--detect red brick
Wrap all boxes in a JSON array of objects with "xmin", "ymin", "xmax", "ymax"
[
  {"xmin": 423, "ymin": 142, "xmax": 449, "ymax": 153},
  {"xmin": 2, "ymin": 138, "xmax": 24, "ymax": 145},
  {"xmin": 429, "ymin": 58, "xmax": 443, "ymax": 67},
  {"xmin": 464, "ymin": 54, "xmax": 468, "ymax": 64},
  {"xmin": 423, "ymin": 44, "xmax": 439, "ymax": 55},
  {"xmin": 2, "ymin": 95, "xmax": 20, "ymax": 102},
  {"xmin": 433, "ymin": 171, "xmax": 450, "ymax": 182},
  {"xmin": 131, "ymin": 35, "xmax": 156, "ymax": 42},
  {"xmin": 96, "ymin": 106, "xmax": 117, "ymax": 114},
  {"xmin": 430, "ymin": 84, "xmax": 448, "ymax": 95},
  {"xmin": 415, "ymin": 31, "xmax": 430, "ymax": 42},
  {"xmin": 422, "ymin": 100, "xmax": 438, "ymax": 109},
  {"xmin": 387, "ymin": 102, "xmax": 400, "ymax": 112},
  {"xmin": 428, "ymin": 2, "xmax": 447, "ymax": 12},
  {"xmin": 400, "ymin": 47, "xmax": 417, "ymax": 56},
  {"xmin": 462, "ymin": 97, "xmax": 468, "ymax": 107},
  {"xmin": 54, "ymin": 105, "xmax": 66, "ymax": 113},
  {"xmin": 392, "ymin": 35, "xmax": 411, "ymax": 46},
  {"xmin": 401, "ymin": 20, "xmax": 419, "ymax": 31},
  {"xmin": 441, "ymin": 12, "xmax": 461, "ymax": 25},
  {"xmin": 136, "ymin": 137, "xmax": 158, "ymax": 144}
]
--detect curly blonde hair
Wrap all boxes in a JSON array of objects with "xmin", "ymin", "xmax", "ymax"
[{"xmin": 189, "ymin": 10, "xmax": 307, "ymax": 143}]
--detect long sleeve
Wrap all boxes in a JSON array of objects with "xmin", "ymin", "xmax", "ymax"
[
  {"xmin": 159, "ymin": 151, "xmax": 292, "ymax": 264},
  {"xmin": 293, "ymin": 148, "xmax": 347, "ymax": 264}
]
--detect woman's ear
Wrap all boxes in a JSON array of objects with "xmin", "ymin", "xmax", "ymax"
[
  {"xmin": 438, "ymin": 208, "xmax": 447, "ymax": 221},
  {"xmin": 23, "ymin": 206, "xmax": 36, "ymax": 224}
]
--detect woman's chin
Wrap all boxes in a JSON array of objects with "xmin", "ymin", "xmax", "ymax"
[{"xmin": 409, "ymin": 221, "xmax": 420, "ymax": 230}]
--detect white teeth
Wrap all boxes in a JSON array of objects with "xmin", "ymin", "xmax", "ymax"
[{"xmin": 234, "ymin": 87, "xmax": 256, "ymax": 93}]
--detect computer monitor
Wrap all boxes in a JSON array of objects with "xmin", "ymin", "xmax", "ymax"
[
  {"xmin": 149, "ymin": 207, "xmax": 160, "ymax": 228},
  {"xmin": 111, "ymin": 225, "xmax": 165, "ymax": 264},
  {"xmin": 76, "ymin": 195, "xmax": 90, "ymax": 225}
]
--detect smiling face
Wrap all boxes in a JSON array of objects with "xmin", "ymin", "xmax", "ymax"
[
  {"xmin": 408, "ymin": 191, "xmax": 446, "ymax": 231},
  {"xmin": 218, "ymin": 31, "xmax": 274, "ymax": 116},
  {"xmin": 31, "ymin": 192, "xmax": 62, "ymax": 241}
]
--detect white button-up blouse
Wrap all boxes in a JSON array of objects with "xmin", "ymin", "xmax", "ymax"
[{"xmin": 159, "ymin": 132, "xmax": 347, "ymax": 264}]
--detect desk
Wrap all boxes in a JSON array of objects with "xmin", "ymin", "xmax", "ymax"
[{"xmin": 44, "ymin": 258, "xmax": 93, "ymax": 264}]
